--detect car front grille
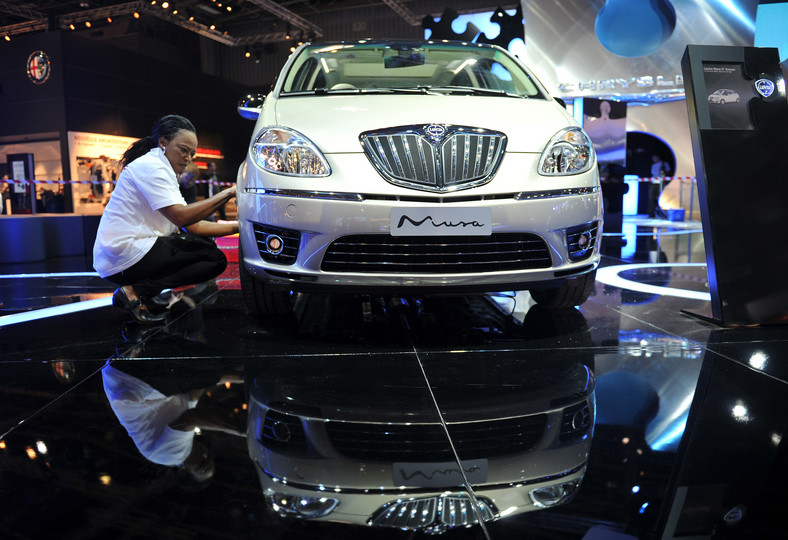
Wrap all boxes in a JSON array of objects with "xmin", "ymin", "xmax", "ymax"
[
  {"xmin": 360, "ymin": 124, "xmax": 506, "ymax": 192},
  {"xmin": 368, "ymin": 495, "xmax": 497, "ymax": 530},
  {"xmin": 325, "ymin": 414, "xmax": 547, "ymax": 462},
  {"xmin": 321, "ymin": 233, "xmax": 552, "ymax": 273}
]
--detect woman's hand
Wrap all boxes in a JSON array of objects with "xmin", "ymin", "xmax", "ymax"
[{"xmin": 159, "ymin": 185, "xmax": 237, "ymax": 228}]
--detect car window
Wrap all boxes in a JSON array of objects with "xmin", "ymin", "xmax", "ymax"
[{"xmin": 280, "ymin": 42, "xmax": 544, "ymax": 98}]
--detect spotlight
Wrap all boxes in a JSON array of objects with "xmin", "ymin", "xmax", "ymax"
[
  {"xmin": 244, "ymin": 48, "xmax": 251, "ymax": 58},
  {"xmin": 162, "ymin": 1, "xmax": 169, "ymax": 8},
  {"xmin": 107, "ymin": 17, "xmax": 112, "ymax": 23},
  {"xmin": 69, "ymin": 23, "xmax": 76, "ymax": 30},
  {"xmin": 285, "ymin": 24, "xmax": 291, "ymax": 40},
  {"xmin": 227, "ymin": 5, "xmax": 232, "ymax": 11},
  {"xmin": 4, "ymin": 35, "xmax": 10, "ymax": 42},
  {"xmin": 134, "ymin": 12, "xmax": 140, "ymax": 18},
  {"xmin": 85, "ymin": 21, "xmax": 91, "ymax": 28},
  {"xmin": 209, "ymin": 24, "xmax": 216, "ymax": 30}
]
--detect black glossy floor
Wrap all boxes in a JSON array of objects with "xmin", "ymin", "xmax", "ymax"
[{"xmin": 1, "ymin": 217, "xmax": 786, "ymax": 540}]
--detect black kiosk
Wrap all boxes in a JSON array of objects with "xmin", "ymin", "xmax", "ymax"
[{"xmin": 681, "ymin": 45, "xmax": 788, "ymax": 326}]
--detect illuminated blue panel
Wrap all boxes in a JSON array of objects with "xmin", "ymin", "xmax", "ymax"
[{"xmin": 755, "ymin": 3, "xmax": 788, "ymax": 61}]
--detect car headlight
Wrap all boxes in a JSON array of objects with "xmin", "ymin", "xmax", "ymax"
[
  {"xmin": 252, "ymin": 127, "xmax": 330, "ymax": 177},
  {"xmin": 266, "ymin": 493, "xmax": 339, "ymax": 518},
  {"xmin": 538, "ymin": 127, "xmax": 594, "ymax": 176}
]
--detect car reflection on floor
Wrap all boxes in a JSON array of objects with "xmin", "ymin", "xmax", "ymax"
[{"xmin": 244, "ymin": 293, "xmax": 596, "ymax": 533}]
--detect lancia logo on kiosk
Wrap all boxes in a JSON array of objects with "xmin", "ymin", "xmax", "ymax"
[
  {"xmin": 754, "ymin": 78, "xmax": 774, "ymax": 98},
  {"xmin": 26, "ymin": 51, "xmax": 51, "ymax": 84}
]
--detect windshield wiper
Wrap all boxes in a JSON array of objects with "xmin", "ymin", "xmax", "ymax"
[
  {"xmin": 426, "ymin": 86, "xmax": 528, "ymax": 98},
  {"xmin": 281, "ymin": 86, "xmax": 526, "ymax": 97}
]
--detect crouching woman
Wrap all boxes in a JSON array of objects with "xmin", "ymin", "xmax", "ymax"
[{"xmin": 93, "ymin": 114, "xmax": 237, "ymax": 322}]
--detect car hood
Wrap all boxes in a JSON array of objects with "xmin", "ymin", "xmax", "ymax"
[{"xmin": 271, "ymin": 95, "xmax": 575, "ymax": 153}]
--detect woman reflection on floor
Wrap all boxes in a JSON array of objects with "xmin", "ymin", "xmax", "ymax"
[{"xmin": 101, "ymin": 359, "xmax": 244, "ymax": 482}]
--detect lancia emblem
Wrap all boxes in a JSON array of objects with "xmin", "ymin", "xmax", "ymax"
[
  {"xmin": 754, "ymin": 78, "xmax": 774, "ymax": 98},
  {"xmin": 26, "ymin": 51, "xmax": 51, "ymax": 85},
  {"xmin": 424, "ymin": 124, "xmax": 446, "ymax": 142}
]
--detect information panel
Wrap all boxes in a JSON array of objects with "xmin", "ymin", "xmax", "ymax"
[{"xmin": 681, "ymin": 45, "xmax": 788, "ymax": 326}]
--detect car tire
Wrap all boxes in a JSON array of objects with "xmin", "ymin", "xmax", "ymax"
[
  {"xmin": 238, "ymin": 242, "xmax": 294, "ymax": 317},
  {"xmin": 529, "ymin": 269, "xmax": 596, "ymax": 308}
]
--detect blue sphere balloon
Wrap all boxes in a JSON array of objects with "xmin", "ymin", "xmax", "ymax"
[{"xmin": 595, "ymin": 0, "xmax": 677, "ymax": 57}]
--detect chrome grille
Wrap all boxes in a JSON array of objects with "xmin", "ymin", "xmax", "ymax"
[
  {"xmin": 321, "ymin": 233, "xmax": 552, "ymax": 274},
  {"xmin": 325, "ymin": 414, "xmax": 548, "ymax": 462},
  {"xmin": 369, "ymin": 495, "xmax": 497, "ymax": 530},
  {"xmin": 360, "ymin": 124, "xmax": 506, "ymax": 192}
]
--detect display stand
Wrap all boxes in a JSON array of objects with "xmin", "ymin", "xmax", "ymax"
[{"xmin": 681, "ymin": 45, "xmax": 788, "ymax": 326}]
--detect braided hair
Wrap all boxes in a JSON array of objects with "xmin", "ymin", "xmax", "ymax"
[{"xmin": 121, "ymin": 115, "xmax": 196, "ymax": 168}]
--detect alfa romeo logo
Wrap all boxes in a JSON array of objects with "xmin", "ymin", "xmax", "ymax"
[
  {"xmin": 754, "ymin": 78, "xmax": 774, "ymax": 98},
  {"xmin": 26, "ymin": 51, "xmax": 51, "ymax": 85},
  {"xmin": 424, "ymin": 124, "xmax": 446, "ymax": 142}
]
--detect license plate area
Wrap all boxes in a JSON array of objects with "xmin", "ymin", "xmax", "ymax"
[
  {"xmin": 393, "ymin": 459, "xmax": 488, "ymax": 487},
  {"xmin": 390, "ymin": 207, "xmax": 492, "ymax": 236}
]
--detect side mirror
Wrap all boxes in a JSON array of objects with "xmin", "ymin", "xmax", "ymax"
[
  {"xmin": 554, "ymin": 97, "xmax": 567, "ymax": 109},
  {"xmin": 238, "ymin": 94, "xmax": 266, "ymax": 120}
]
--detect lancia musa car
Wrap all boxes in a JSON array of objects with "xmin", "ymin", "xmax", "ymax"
[{"xmin": 236, "ymin": 40, "xmax": 601, "ymax": 316}]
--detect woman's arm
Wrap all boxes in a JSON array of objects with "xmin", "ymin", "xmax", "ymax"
[
  {"xmin": 186, "ymin": 219, "xmax": 239, "ymax": 237},
  {"xmin": 158, "ymin": 186, "xmax": 236, "ymax": 228}
]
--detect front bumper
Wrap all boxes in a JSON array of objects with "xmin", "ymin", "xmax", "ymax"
[
  {"xmin": 254, "ymin": 462, "xmax": 586, "ymax": 530},
  {"xmin": 238, "ymin": 186, "xmax": 602, "ymax": 292}
]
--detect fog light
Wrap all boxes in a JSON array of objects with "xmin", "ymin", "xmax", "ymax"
[
  {"xmin": 266, "ymin": 234, "xmax": 284, "ymax": 254},
  {"xmin": 529, "ymin": 479, "xmax": 581, "ymax": 508},
  {"xmin": 271, "ymin": 420, "xmax": 291, "ymax": 441},
  {"xmin": 577, "ymin": 230, "xmax": 592, "ymax": 251},
  {"xmin": 267, "ymin": 492, "xmax": 339, "ymax": 518}
]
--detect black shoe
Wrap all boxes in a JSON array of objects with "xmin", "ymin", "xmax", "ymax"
[{"xmin": 112, "ymin": 288, "xmax": 166, "ymax": 324}]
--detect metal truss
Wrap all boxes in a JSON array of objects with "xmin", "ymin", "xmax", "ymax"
[
  {"xmin": 380, "ymin": 0, "xmax": 421, "ymax": 26},
  {"xmin": 0, "ymin": 0, "xmax": 324, "ymax": 47}
]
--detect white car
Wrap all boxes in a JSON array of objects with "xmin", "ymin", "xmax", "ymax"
[
  {"xmin": 707, "ymin": 88, "xmax": 740, "ymax": 104},
  {"xmin": 237, "ymin": 40, "xmax": 601, "ymax": 316}
]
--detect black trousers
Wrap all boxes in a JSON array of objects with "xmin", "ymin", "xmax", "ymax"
[{"xmin": 105, "ymin": 233, "xmax": 227, "ymax": 302}]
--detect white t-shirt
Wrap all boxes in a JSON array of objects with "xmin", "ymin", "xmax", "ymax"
[
  {"xmin": 102, "ymin": 363, "xmax": 197, "ymax": 466},
  {"xmin": 93, "ymin": 147, "xmax": 186, "ymax": 277}
]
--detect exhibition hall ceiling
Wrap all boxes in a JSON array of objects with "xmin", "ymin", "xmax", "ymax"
[{"xmin": 1, "ymin": 1, "xmax": 508, "ymax": 45}]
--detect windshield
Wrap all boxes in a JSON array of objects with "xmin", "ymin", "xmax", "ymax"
[{"xmin": 280, "ymin": 41, "xmax": 545, "ymax": 98}]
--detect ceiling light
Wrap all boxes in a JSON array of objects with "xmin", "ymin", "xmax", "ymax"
[
  {"xmin": 107, "ymin": 17, "xmax": 112, "ymax": 23},
  {"xmin": 134, "ymin": 12, "xmax": 140, "ymax": 18},
  {"xmin": 85, "ymin": 21, "xmax": 91, "ymax": 28},
  {"xmin": 162, "ymin": 2, "xmax": 170, "ymax": 8},
  {"xmin": 4, "ymin": 35, "xmax": 10, "ymax": 42},
  {"xmin": 69, "ymin": 24, "xmax": 76, "ymax": 30}
]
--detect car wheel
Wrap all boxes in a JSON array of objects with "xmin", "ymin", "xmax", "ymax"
[
  {"xmin": 529, "ymin": 270, "xmax": 596, "ymax": 308},
  {"xmin": 238, "ymin": 242, "xmax": 295, "ymax": 317}
]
